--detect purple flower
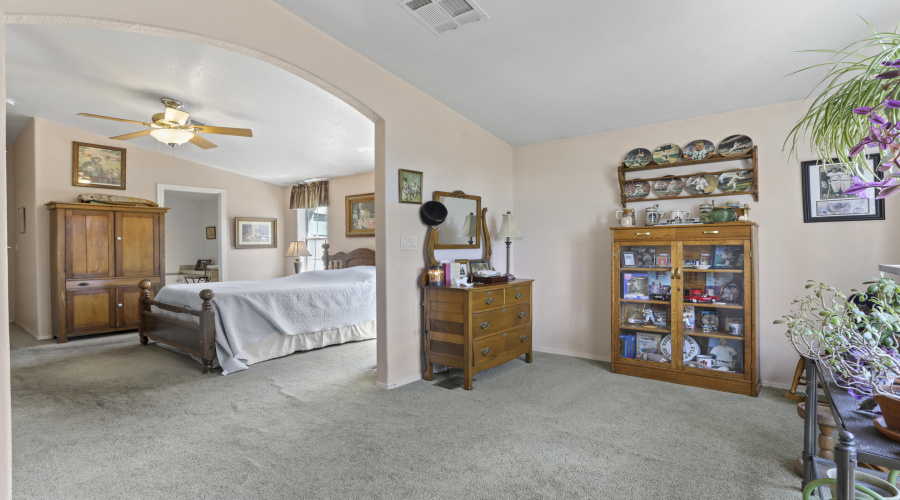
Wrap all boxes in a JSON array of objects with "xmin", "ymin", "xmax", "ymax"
[
  {"xmin": 871, "ymin": 114, "xmax": 888, "ymax": 125},
  {"xmin": 886, "ymin": 100, "xmax": 900, "ymax": 109},
  {"xmin": 849, "ymin": 142, "xmax": 868, "ymax": 157},
  {"xmin": 882, "ymin": 59, "xmax": 900, "ymax": 67},
  {"xmin": 876, "ymin": 183, "xmax": 900, "ymax": 198},
  {"xmin": 854, "ymin": 106, "xmax": 875, "ymax": 114},
  {"xmin": 876, "ymin": 70, "xmax": 900, "ymax": 79}
]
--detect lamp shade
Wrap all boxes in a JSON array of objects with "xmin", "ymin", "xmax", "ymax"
[
  {"xmin": 494, "ymin": 211, "xmax": 523, "ymax": 240},
  {"xmin": 459, "ymin": 212, "xmax": 478, "ymax": 238},
  {"xmin": 285, "ymin": 241, "xmax": 312, "ymax": 258},
  {"xmin": 150, "ymin": 128, "xmax": 193, "ymax": 145}
]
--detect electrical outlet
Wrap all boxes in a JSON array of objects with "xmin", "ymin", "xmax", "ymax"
[{"xmin": 401, "ymin": 236, "xmax": 417, "ymax": 251}]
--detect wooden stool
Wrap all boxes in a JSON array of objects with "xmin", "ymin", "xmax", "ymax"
[
  {"xmin": 784, "ymin": 358, "xmax": 807, "ymax": 402},
  {"xmin": 795, "ymin": 402, "xmax": 836, "ymax": 476}
]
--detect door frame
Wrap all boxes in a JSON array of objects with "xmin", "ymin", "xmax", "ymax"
[{"xmin": 156, "ymin": 184, "xmax": 227, "ymax": 282}]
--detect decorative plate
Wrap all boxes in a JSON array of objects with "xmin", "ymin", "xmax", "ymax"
[
  {"xmin": 701, "ymin": 314, "xmax": 719, "ymax": 329},
  {"xmin": 659, "ymin": 334, "xmax": 699, "ymax": 362},
  {"xmin": 717, "ymin": 135, "xmax": 753, "ymax": 156},
  {"xmin": 653, "ymin": 176, "xmax": 684, "ymax": 197},
  {"xmin": 624, "ymin": 180, "xmax": 652, "ymax": 200},
  {"xmin": 624, "ymin": 148, "xmax": 652, "ymax": 168},
  {"xmin": 683, "ymin": 140, "xmax": 715, "ymax": 161},
  {"xmin": 717, "ymin": 170, "xmax": 754, "ymax": 193},
  {"xmin": 720, "ymin": 283, "xmax": 741, "ymax": 303},
  {"xmin": 684, "ymin": 174, "xmax": 718, "ymax": 195},
  {"xmin": 652, "ymin": 143, "xmax": 682, "ymax": 164}
]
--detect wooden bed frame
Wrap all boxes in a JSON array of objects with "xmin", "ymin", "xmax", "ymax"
[{"xmin": 137, "ymin": 244, "xmax": 376, "ymax": 373}]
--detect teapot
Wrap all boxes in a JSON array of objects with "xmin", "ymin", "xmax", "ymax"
[
  {"xmin": 644, "ymin": 204, "xmax": 661, "ymax": 226},
  {"xmin": 615, "ymin": 208, "xmax": 636, "ymax": 227}
]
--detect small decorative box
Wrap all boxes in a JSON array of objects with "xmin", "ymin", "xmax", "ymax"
[{"xmin": 473, "ymin": 275, "xmax": 509, "ymax": 284}]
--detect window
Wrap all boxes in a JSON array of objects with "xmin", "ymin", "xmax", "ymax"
[{"xmin": 304, "ymin": 207, "xmax": 328, "ymax": 271}]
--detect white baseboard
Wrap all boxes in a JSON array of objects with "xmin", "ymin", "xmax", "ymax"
[
  {"xmin": 376, "ymin": 373, "xmax": 421, "ymax": 390},
  {"xmin": 533, "ymin": 346, "xmax": 610, "ymax": 362},
  {"xmin": 12, "ymin": 321, "xmax": 48, "ymax": 340}
]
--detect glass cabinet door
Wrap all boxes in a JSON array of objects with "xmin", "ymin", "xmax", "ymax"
[
  {"xmin": 679, "ymin": 242, "xmax": 749, "ymax": 376},
  {"xmin": 615, "ymin": 243, "xmax": 674, "ymax": 365}
]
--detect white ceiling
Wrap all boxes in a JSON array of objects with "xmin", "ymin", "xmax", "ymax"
[
  {"xmin": 273, "ymin": 0, "xmax": 900, "ymax": 146},
  {"xmin": 4, "ymin": 24, "xmax": 374, "ymax": 186}
]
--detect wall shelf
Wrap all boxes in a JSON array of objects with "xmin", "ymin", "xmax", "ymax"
[{"xmin": 618, "ymin": 146, "xmax": 758, "ymax": 208}]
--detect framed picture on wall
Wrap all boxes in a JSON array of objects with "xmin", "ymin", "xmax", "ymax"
[
  {"xmin": 399, "ymin": 169, "xmax": 423, "ymax": 204},
  {"xmin": 234, "ymin": 217, "xmax": 277, "ymax": 248},
  {"xmin": 346, "ymin": 193, "xmax": 375, "ymax": 237},
  {"xmin": 206, "ymin": 226, "xmax": 217, "ymax": 239},
  {"xmin": 72, "ymin": 142, "xmax": 126, "ymax": 190},
  {"xmin": 801, "ymin": 154, "xmax": 884, "ymax": 223}
]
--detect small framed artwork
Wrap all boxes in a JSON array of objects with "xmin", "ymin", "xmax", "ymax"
[
  {"xmin": 234, "ymin": 217, "xmax": 277, "ymax": 249},
  {"xmin": 16, "ymin": 207, "xmax": 25, "ymax": 233},
  {"xmin": 205, "ymin": 226, "xmax": 216, "ymax": 240},
  {"xmin": 622, "ymin": 252, "xmax": 636, "ymax": 267},
  {"xmin": 195, "ymin": 259, "xmax": 212, "ymax": 270},
  {"xmin": 455, "ymin": 259, "xmax": 470, "ymax": 280},
  {"xmin": 399, "ymin": 169, "xmax": 423, "ymax": 204},
  {"xmin": 801, "ymin": 154, "xmax": 884, "ymax": 222},
  {"xmin": 346, "ymin": 193, "xmax": 375, "ymax": 237},
  {"xmin": 656, "ymin": 253, "xmax": 669, "ymax": 268},
  {"xmin": 72, "ymin": 142, "xmax": 126, "ymax": 190},
  {"xmin": 469, "ymin": 259, "xmax": 491, "ymax": 274},
  {"xmin": 712, "ymin": 246, "xmax": 740, "ymax": 269}
]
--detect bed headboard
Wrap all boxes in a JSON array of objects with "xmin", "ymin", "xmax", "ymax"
[{"xmin": 321, "ymin": 243, "xmax": 376, "ymax": 269}]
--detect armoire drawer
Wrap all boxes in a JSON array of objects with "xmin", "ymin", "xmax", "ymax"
[
  {"xmin": 473, "ymin": 325, "xmax": 532, "ymax": 366},
  {"xmin": 472, "ymin": 302, "xmax": 530, "ymax": 338}
]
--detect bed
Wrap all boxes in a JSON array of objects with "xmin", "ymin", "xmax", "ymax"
[{"xmin": 137, "ymin": 245, "xmax": 376, "ymax": 374}]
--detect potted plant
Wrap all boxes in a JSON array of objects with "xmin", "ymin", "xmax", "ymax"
[{"xmin": 779, "ymin": 277, "xmax": 900, "ymax": 420}]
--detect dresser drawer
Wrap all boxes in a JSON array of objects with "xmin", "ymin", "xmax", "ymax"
[
  {"xmin": 676, "ymin": 225, "xmax": 751, "ymax": 240},
  {"xmin": 505, "ymin": 283, "xmax": 530, "ymax": 304},
  {"xmin": 472, "ymin": 288, "xmax": 504, "ymax": 312},
  {"xmin": 473, "ymin": 325, "xmax": 532, "ymax": 366},
  {"xmin": 472, "ymin": 302, "xmax": 530, "ymax": 338},
  {"xmin": 613, "ymin": 227, "xmax": 675, "ymax": 241}
]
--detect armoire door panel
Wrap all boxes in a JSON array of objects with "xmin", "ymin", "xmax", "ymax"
[
  {"xmin": 117, "ymin": 286, "xmax": 156, "ymax": 328},
  {"xmin": 65, "ymin": 210, "xmax": 115, "ymax": 279},
  {"xmin": 116, "ymin": 212, "xmax": 159, "ymax": 277},
  {"xmin": 66, "ymin": 288, "xmax": 116, "ymax": 334}
]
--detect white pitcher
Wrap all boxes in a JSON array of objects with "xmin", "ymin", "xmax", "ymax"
[{"xmin": 615, "ymin": 208, "xmax": 636, "ymax": 227}]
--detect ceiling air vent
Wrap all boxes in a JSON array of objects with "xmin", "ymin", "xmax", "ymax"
[{"xmin": 398, "ymin": 0, "xmax": 489, "ymax": 36}]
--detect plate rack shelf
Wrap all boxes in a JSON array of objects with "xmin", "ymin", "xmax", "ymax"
[{"xmin": 617, "ymin": 146, "xmax": 759, "ymax": 208}]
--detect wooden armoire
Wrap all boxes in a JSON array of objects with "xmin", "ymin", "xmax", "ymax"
[{"xmin": 46, "ymin": 202, "xmax": 169, "ymax": 342}]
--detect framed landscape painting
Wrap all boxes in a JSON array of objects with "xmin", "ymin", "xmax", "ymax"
[
  {"xmin": 801, "ymin": 154, "xmax": 884, "ymax": 223},
  {"xmin": 72, "ymin": 142, "xmax": 126, "ymax": 190},
  {"xmin": 346, "ymin": 193, "xmax": 375, "ymax": 237},
  {"xmin": 234, "ymin": 217, "xmax": 277, "ymax": 249}
]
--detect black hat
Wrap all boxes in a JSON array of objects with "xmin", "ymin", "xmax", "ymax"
[{"xmin": 420, "ymin": 201, "xmax": 448, "ymax": 227}]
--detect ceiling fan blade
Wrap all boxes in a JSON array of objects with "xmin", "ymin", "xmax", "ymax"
[
  {"xmin": 189, "ymin": 134, "xmax": 217, "ymax": 149},
  {"xmin": 193, "ymin": 125, "xmax": 253, "ymax": 137},
  {"xmin": 109, "ymin": 129, "xmax": 153, "ymax": 141},
  {"xmin": 78, "ymin": 113, "xmax": 153, "ymax": 126}
]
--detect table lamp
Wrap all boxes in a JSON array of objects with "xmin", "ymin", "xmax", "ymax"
[
  {"xmin": 285, "ymin": 241, "xmax": 312, "ymax": 273},
  {"xmin": 459, "ymin": 212, "xmax": 477, "ymax": 245},
  {"xmin": 494, "ymin": 211, "xmax": 522, "ymax": 279}
]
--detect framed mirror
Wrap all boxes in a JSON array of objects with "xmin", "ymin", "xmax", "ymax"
[{"xmin": 433, "ymin": 190, "xmax": 481, "ymax": 249}]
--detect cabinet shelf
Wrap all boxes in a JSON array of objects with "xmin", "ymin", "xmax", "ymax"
[
  {"xmin": 619, "ymin": 323, "xmax": 670, "ymax": 333},
  {"xmin": 683, "ymin": 329, "xmax": 744, "ymax": 340},
  {"xmin": 683, "ymin": 302, "xmax": 743, "ymax": 309},
  {"xmin": 621, "ymin": 299, "xmax": 670, "ymax": 305},
  {"xmin": 617, "ymin": 146, "xmax": 758, "ymax": 207},
  {"xmin": 683, "ymin": 268, "xmax": 743, "ymax": 274},
  {"xmin": 619, "ymin": 267, "xmax": 671, "ymax": 272}
]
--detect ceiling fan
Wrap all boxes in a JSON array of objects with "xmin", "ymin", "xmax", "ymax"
[{"xmin": 78, "ymin": 97, "xmax": 253, "ymax": 149}]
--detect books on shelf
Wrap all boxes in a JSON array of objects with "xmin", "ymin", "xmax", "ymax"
[
  {"xmin": 619, "ymin": 334, "xmax": 636, "ymax": 359},
  {"xmin": 636, "ymin": 332, "xmax": 660, "ymax": 355},
  {"xmin": 623, "ymin": 273, "xmax": 649, "ymax": 300}
]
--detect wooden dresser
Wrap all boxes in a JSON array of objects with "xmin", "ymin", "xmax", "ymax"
[
  {"xmin": 423, "ymin": 279, "xmax": 534, "ymax": 390},
  {"xmin": 46, "ymin": 202, "xmax": 169, "ymax": 342}
]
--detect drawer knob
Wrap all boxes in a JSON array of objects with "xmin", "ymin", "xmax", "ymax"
[
  {"xmin": 116, "ymin": 236, "xmax": 122, "ymax": 240},
  {"xmin": 514, "ymin": 292, "xmax": 523, "ymax": 300},
  {"xmin": 518, "ymin": 311, "xmax": 527, "ymax": 319},
  {"xmin": 520, "ymin": 335, "xmax": 528, "ymax": 342},
  {"xmin": 117, "ymin": 303, "xmax": 123, "ymax": 307},
  {"xmin": 78, "ymin": 282, "xmax": 89, "ymax": 287},
  {"xmin": 481, "ymin": 347, "xmax": 491, "ymax": 356},
  {"xmin": 486, "ymin": 291, "xmax": 492, "ymax": 296},
  {"xmin": 485, "ymin": 297, "xmax": 494, "ymax": 305},
  {"xmin": 480, "ymin": 321, "xmax": 490, "ymax": 330}
]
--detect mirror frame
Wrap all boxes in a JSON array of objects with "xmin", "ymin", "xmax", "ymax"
[{"xmin": 433, "ymin": 190, "xmax": 482, "ymax": 250}]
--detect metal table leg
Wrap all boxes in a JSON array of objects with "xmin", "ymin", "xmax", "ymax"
[
  {"xmin": 834, "ymin": 431, "xmax": 858, "ymax": 500},
  {"xmin": 803, "ymin": 357, "xmax": 818, "ymax": 487}
]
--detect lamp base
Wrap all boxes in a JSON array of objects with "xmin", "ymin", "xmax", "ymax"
[
  {"xmin": 293, "ymin": 261, "xmax": 301, "ymax": 274},
  {"xmin": 503, "ymin": 273, "xmax": 516, "ymax": 280}
]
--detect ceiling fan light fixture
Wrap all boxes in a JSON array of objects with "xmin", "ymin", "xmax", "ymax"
[
  {"xmin": 164, "ymin": 107, "xmax": 190, "ymax": 126},
  {"xmin": 150, "ymin": 128, "xmax": 193, "ymax": 146}
]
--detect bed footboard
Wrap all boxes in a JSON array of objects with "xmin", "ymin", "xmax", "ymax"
[{"xmin": 138, "ymin": 280, "xmax": 216, "ymax": 373}]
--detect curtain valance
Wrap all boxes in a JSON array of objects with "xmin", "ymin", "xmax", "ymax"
[{"xmin": 289, "ymin": 181, "xmax": 329, "ymax": 209}]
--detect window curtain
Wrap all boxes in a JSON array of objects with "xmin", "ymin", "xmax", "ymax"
[{"xmin": 289, "ymin": 180, "xmax": 329, "ymax": 210}]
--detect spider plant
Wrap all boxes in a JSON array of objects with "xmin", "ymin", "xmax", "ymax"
[{"xmin": 785, "ymin": 19, "xmax": 900, "ymax": 194}]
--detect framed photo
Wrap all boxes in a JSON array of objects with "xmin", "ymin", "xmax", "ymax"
[
  {"xmin": 205, "ymin": 226, "xmax": 216, "ymax": 239},
  {"xmin": 346, "ymin": 193, "xmax": 375, "ymax": 237},
  {"xmin": 712, "ymin": 246, "xmax": 740, "ymax": 269},
  {"xmin": 622, "ymin": 252, "xmax": 636, "ymax": 267},
  {"xmin": 399, "ymin": 169, "xmax": 423, "ymax": 204},
  {"xmin": 469, "ymin": 259, "xmax": 491, "ymax": 274},
  {"xmin": 454, "ymin": 259, "xmax": 470, "ymax": 280},
  {"xmin": 72, "ymin": 142, "xmax": 126, "ymax": 190},
  {"xmin": 801, "ymin": 154, "xmax": 884, "ymax": 222},
  {"xmin": 634, "ymin": 247, "xmax": 656, "ymax": 268},
  {"xmin": 16, "ymin": 207, "xmax": 25, "ymax": 233},
  {"xmin": 656, "ymin": 253, "xmax": 669, "ymax": 268},
  {"xmin": 234, "ymin": 217, "xmax": 277, "ymax": 249},
  {"xmin": 195, "ymin": 259, "xmax": 212, "ymax": 270}
]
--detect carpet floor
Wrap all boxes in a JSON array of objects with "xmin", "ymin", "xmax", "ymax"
[{"xmin": 11, "ymin": 333, "xmax": 802, "ymax": 499}]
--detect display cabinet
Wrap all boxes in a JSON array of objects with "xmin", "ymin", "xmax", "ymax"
[{"xmin": 610, "ymin": 222, "xmax": 760, "ymax": 396}]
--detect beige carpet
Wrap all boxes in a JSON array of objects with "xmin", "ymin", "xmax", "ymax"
[{"xmin": 11, "ymin": 331, "xmax": 802, "ymax": 499}]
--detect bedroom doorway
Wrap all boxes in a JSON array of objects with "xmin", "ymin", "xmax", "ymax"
[{"xmin": 157, "ymin": 185, "xmax": 227, "ymax": 283}]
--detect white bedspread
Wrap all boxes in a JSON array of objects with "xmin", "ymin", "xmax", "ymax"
[{"xmin": 152, "ymin": 266, "xmax": 376, "ymax": 374}]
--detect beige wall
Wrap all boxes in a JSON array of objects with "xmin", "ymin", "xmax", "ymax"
[
  {"xmin": 4, "ymin": 149, "xmax": 14, "ymax": 324},
  {"xmin": 326, "ymin": 171, "xmax": 375, "ymax": 253},
  {"xmin": 9, "ymin": 118, "xmax": 291, "ymax": 339},
  {"xmin": 512, "ymin": 100, "xmax": 900, "ymax": 388}
]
